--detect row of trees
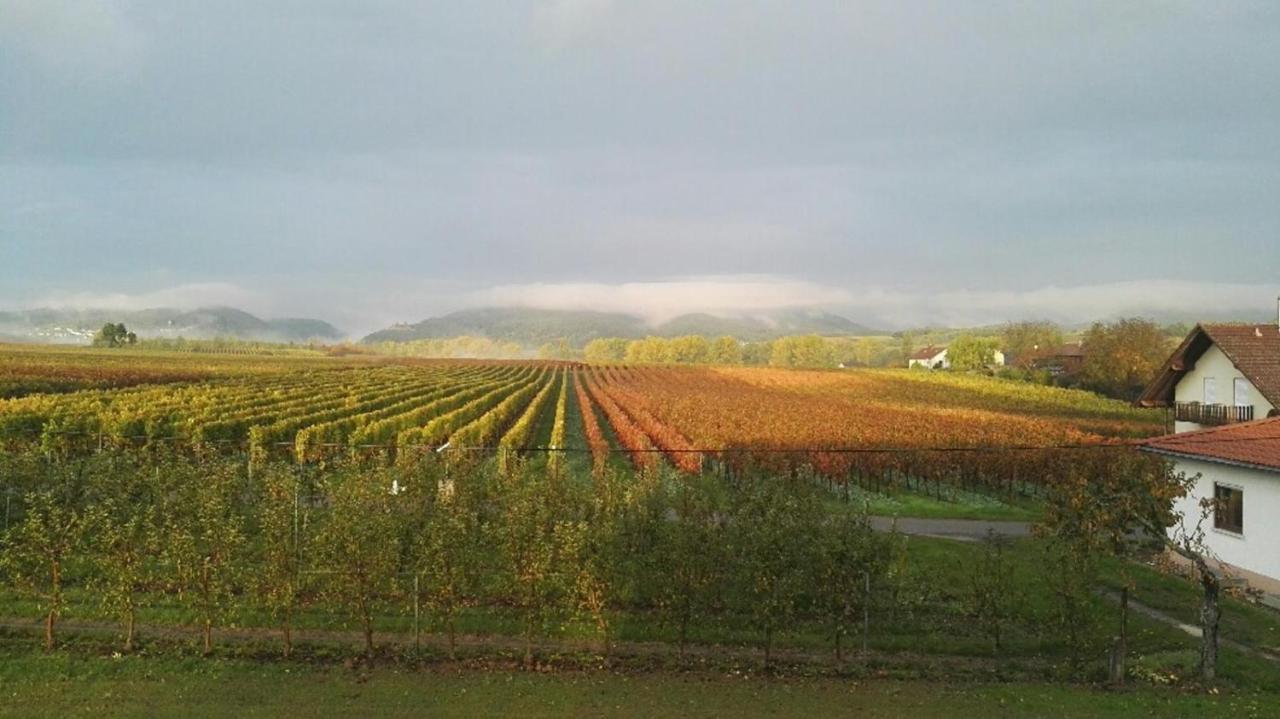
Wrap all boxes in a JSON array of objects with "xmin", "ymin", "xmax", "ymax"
[
  {"xmin": 0, "ymin": 450, "xmax": 906, "ymax": 665},
  {"xmin": 0, "ymin": 446, "xmax": 1218, "ymax": 676},
  {"xmin": 582, "ymin": 334, "xmax": 845, "ymax": 369}
]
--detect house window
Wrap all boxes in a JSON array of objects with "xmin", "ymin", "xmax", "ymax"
[
  {"xmin": 1203, "ymin": 377, "xmax": 1217, "ymax": 405},
  {"xmin": 1234, "ymin": 378, "xmax": 1250, "ymax": 407},
  {"xmin": 1213, "ymin": 484, "xmax": 1243, "ymax": 534}
]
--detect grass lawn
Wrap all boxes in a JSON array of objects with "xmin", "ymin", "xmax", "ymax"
[{"xmin": 1, "ymin": 647, "xmax": 1277, "ymax": 719}]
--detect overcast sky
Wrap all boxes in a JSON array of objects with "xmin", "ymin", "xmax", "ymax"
[{"xmin": 2, "ymin": 1, "xmax": 1278, "ymax": 335}]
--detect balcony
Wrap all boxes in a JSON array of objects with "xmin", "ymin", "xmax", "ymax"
[{"xmin": 1174, "ymin": 402, "xmax": 1254, "ymax": 426}]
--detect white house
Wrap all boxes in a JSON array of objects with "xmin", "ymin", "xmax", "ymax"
[
  {"xmin": 1138, "ymin": 323, "xmax": 1279, "ymax": 433},
  {"xmin": 1141, "ymin": 417, "xmax": 1280, "ymax": 596},
  {"xmin": 907, "ymin": 346, "xmax": 1005, "ymax": 370},
  {"xmin": 907, "ymin": 346, "xmax": 949, "ymax": 369},
  {"xmin": 1138, "ymin": 320, "xmax": 1280, "ymax": 593}
]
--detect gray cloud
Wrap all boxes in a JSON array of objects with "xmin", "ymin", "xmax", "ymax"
[{"xmin": 2, "ymin": 1, "xmax": 1278, "ymax": 331}]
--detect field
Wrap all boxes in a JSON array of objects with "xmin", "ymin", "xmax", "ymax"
[
  {"xmin": 5, "ymin": 345, "xmax": 1268, "ymax": 716},
  {"xmin": 0, "ymin": 345, "xmax": 1161, "ymax": 468}
]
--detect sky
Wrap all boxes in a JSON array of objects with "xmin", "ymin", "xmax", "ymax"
[{"xmin": 2, "ymin": 0, "xmax": 1278, "ymax": 336}]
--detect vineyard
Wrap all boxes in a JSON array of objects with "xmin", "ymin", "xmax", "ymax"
[
  {"xmin": 0, "ymin": 346, "xmax": 1257, "ymax": 692},
  {"xmin": 0, "ymin": 347, "xmax": 1167, "ymax": 504}
]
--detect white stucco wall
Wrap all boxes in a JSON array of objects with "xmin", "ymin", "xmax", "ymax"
[
  {"xmin": 1173, "ymin": 344, "xmax": 1274, "ymax": 433},
  {"xmin": 1169, "ymin": 456, "xmax": 1280, "ymax": 585}
]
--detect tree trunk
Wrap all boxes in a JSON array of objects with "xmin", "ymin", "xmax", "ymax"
[
  {"xmin": 835, "ymin": 626, "xmax": 843, "ymax": 664},
  {"xmin": 1109, "ymin": 587, "xmax": 1128, "ymax": 685},
  {"xmin": 764, "ymin": 626, "xmax": 773, "ymax": 669},
  {"xmin": 523, "ymin": 615, "xmax": 534, "ymax": 669},
  {"xmin": 45, "ymin": 560, "xmax": 62, "ymax": 652},
  {"xmin": 678, "ymin": 613, "xmax": 689, "ymax": 660},
  {"xmin": 363, "ymin": 614, "xmax": 374, "ymax": 658},
  {"xmin": 448, "ymin": 615, "xmax": 457, "ymax": 661},
  {"xmin": 125, "ymin": 607, "xmax": 136, "ymax": 653},
  {"xmin": 44, "ymin": 608, "xmax": 56, "ymax": 652},
  {"xmin": 202, "ymin": 618, "xmax": 212, "ymax": 655},
  {"xmin": 1198, "ymin": 565, "xmax": 1220, "ymax": 683},
  {"xmin": 282, "ymin": 612, "xmax": 293, "ymax": 659}
]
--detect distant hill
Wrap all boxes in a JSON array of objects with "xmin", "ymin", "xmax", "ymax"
[
  {"xmin": 362, "ymin": 307, "xmax": 880, "ymax": 346},
  {"xmin": 0, "ymin": 306, "xmax": 344, "ymax": 344}
]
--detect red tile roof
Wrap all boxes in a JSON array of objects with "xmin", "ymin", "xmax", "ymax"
[
  {"xmin": 1142, "ymin": 416, "xmax": 1280, "ymax": 472},
  {"xmin": 909, "ymin": 345, "xmax": 945, "ymax": 360},
  {"xmin": 1138, "ymin": 324, "xmax": 1280, "ymax": 408}
]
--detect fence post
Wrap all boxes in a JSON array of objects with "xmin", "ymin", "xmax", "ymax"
[{"xmin": 862, "ymin": 570, "xmax": 871, "ymax": 655}]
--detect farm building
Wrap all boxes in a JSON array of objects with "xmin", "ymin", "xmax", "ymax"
[
  {"xmin": 907, "ymin": 346, "xmax": 1006, "ymax": 370},
  {"xmin": 907, "ymin": 346, "xmax": 949, "ymax": 369},
  {"xmin": 1141, "ymin": 417, "xmax": 1280, "ymax": 596},
  {"xmin": 1025, "ymin": 343, "xmax": 1086, "ymax": 376},
  {"xmin": 1138, "ymin": 316, "xmax": 1280, "ymax": 595},
  {"xmin": 1137, "ymin": 323, "xmax": 1280, "ymax": 433}
]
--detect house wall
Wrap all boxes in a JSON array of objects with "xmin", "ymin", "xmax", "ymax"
[
  {"xmin": 1173, "ymin": 344, "xmax": 1274, "ymax": 432},
  {"xmin": 1169, "ymin": 457, "xmax": 1280, "ymax": 587}
]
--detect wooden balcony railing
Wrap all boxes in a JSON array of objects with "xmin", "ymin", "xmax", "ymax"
[{"xmin": 1174, "ymin": 402, "xmax": 1254, "ymax": 426}]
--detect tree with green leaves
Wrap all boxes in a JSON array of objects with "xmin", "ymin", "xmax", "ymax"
[
  {"xmin": 948, "ymin": 334, "xmax": 1000, "ymax": 371},
  {"xmin": 89, "ymin": 455, "xmax": 162, "ymax": 652},
  {"xmin": 1080, "ymin": 318, "xmax": 1171, "ymax": 400},
  {"xmin": 254, "ymin": 463, "xmax": 306, "ymax": 658},
  {"xmin": 1001, "ymin": 321, "xmax": 1064, "ymax": 369},
  {"xmin": 728, "ymin": 474, "xmax": 821, "ymax": 668},
  {"xmin": 412, "ymin": 467, "xmax": 482, "ymax": 660},
  {"xmin": 769, "ymin": 334, "xmax": 836, "ymax": 369},
  {"xmin": 93, "ymin": 322, "xmax": 137, "ymax": 348},
  {"xmin": 708, "ymin": 335, "xmax": 742, "ymax": 365},
  {"xmin": 2, "ymin": 473, "xmax": 91, "ymax": 651},
  {"xmin": 1037, "ymin": 449, "xmax": 1191, "ymax": 681},
  {"xmin": 653, "ymin": 472, "xmax": 725, "ymax": 659},
  {"xmin": 314, "ymin": 464, "xmax": 405, "ymax": 657},
  {"xmin": 495, "ymin": 465, "xmax": 567, "ymax": 668},
  {"xmin": 583, "ymin": 337, "xmax": 629, "ymax": 363},
  {"xmin": 966, "ymin": 530, "xmax": 1018, "ymax": 656},
  {"xmin": 560, "ymin": 470, "xmax": 627, "ymax": 659},
  {"xmin": 815, "ymin": 509, "xmax": 883, "ymax": 663},
  {"xmin": 163, "ymin": 458, "xmax": 247, "ymax": 655}
]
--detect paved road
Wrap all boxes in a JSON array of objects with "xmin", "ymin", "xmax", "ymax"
[{"xmin": 869, "ymin": 516, "xmax": 1032, "ymax": 540}]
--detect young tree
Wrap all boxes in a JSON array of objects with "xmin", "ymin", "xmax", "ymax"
[
  {"xmin": 560, "ymin": 470, "xmax": 626, "ymax": 659},
  {"xmin": 1037, "ymin": 449, "xmax": 1190, "ymax": 681},
  {"xmin": 2, "ymin": 477, "xmax": 91, "ymax": 651},
  {"xmin": 495, "ymin": 465, "xmax": 566, "ymax": 668},
  {"xmin": 413, "ymin": 474, "xmax": 479, "ymax": 660},
  {"xmin": 254, "ymin": 464, "xmax": 306, "ymax": 657},
  {"xmin": 89, "ymin": 456, "xmax": 162, "ymax": 653},
  {"xmin": 314, "ymin": 465, "xmax": 405, "ymax": 657},
  {"xmin": 966, "ymin": 530, "xmax": 1018, "ymax": 656},
  {"xmin": 815, "ymin": 509, "xmax": 882, "ymax": 663},
  {"xmin": 653, "ymin": 472, "xmax": 725, "ymax": 659},
  {"xmin": 163, "ymin": 458, "xmax": 247, "ymax": 655},
  {"xmin": 728, "ymin": 475, "xmax": 821, "ymax": 668}
]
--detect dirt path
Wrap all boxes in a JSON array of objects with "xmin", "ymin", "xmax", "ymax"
[{"xmin": 1096, "ymin": 589, "xmax": 1280, "ymax": 663}]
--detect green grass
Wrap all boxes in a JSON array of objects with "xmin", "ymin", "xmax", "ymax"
[
  {"xmin": 1099, "ymin": 555, "xmax": 1280, "ymax": 656},
  {"xmin": 826, "ymin": 485, "xmax": 1042, "ymax": 522},
  {"xmin": 1, "ymin": 646, "xmax": 1277, "ymax": 719}
]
